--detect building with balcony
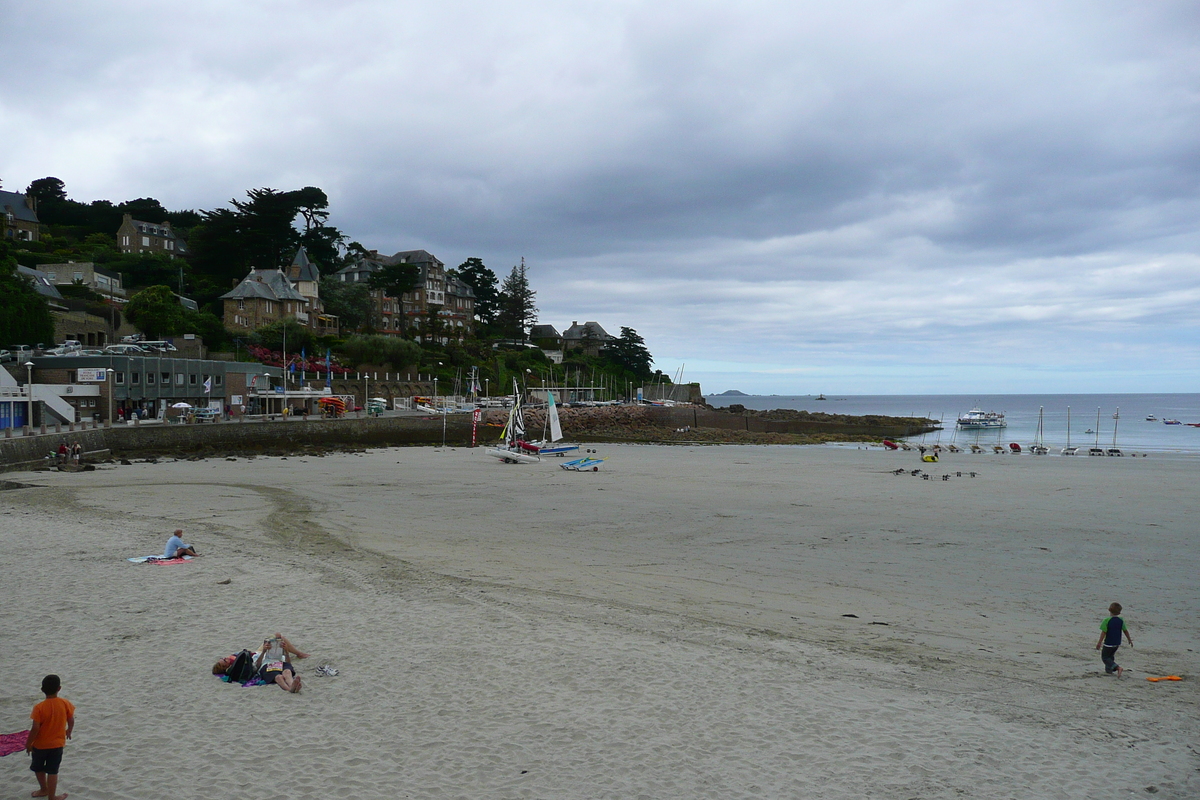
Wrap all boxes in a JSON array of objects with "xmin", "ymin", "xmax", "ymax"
[{"xmin": 34, "ymin": 262, "xmax": 127, "ymax": 301}]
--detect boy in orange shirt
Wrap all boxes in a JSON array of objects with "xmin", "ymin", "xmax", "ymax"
[{"xmin": 25, "ymin": 674, "xmax": 75, "ymax": 800}]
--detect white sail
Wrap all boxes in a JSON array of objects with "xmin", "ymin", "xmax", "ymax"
[
  {"xmin": 512, "ymin": 378, "xmax": 525, "ymax": 440},
  {"xmin": 547, "ymin": 391, "xmax": 563, "ymax": 443}
]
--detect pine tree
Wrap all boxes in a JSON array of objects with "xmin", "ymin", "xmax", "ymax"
[{"xmin": 496, "ymin": 259, "xmax": 537, "ymax": 340}]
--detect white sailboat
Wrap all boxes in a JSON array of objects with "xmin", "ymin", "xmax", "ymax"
[
  {"xmin": 1030, "ymin": 407, "xmax": 1049, "ymax": 455},
  {"xmin": 1061, "ymin": 406, "xmax": 1077, "ymax": 455},
  {"xmin": 1088, "ymin": 407, "xmax": 1105, "ymax": 456},
  {"xmin": 534, "ymin": 391, "xmax": 580, "ymax": 456},
  {"xmin": 485, "ymin": 379, "xmax": 542, "ymax": 463},
  {"xmin": 1107, "ymin": 407, "xmax": 1123, "ymax": 456}
]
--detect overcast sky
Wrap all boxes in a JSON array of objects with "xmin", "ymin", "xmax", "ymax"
[{"xmin": 3, "ymin": 1, "xmax": 1198, "ymax": 394}]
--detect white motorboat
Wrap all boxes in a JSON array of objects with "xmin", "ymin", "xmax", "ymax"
[{"xmin": 956, "ymin": 407, "xmax": 1007, "ymax": 429}]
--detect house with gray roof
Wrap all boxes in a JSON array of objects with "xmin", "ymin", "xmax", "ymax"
[
  {"xmin": 562, "ymin": 321, "xmax": 614, "ymax": 354},
  {"xmin": 116, "ymin": 213, "xmax": 186, "ymax": 258},
  {"xmin": 220, "ymin": 267, "xmax": 309, "ymax": 331},
  {"xmin": 1, "ymin": 190, "xmax": 40, "ymax": 242}
]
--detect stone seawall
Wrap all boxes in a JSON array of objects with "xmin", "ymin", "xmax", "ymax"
[{"xmin": 0, "ymin": 416, "xmax": 477, "ymax": 472}]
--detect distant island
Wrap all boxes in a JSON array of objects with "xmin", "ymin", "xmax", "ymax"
[{"xmin": 715, "ymin": 389, "xmax": 750, "ymax": 396}]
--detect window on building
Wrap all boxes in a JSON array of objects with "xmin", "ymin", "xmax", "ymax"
[
  {"xmin": 141, "ymin": 236, "xmax": 150, "ymax": 246},
  {"xmin": 237, "ymin": 300, "xmax": 245, "ymax": 310},
  {"xmin": 46, "ymin": 272, "xmax": 56, "ymax": 282},
  {"xmin": 175, "ymin": 373, "xmax": 184, "ymax": 385},
  {"xmin": 147, "ymin": 372, "xmax": 155, "ymax": 385},
  {"xmin": 161, "ymin": 372, "xmax": 170, "ymax": 384},
  {"xmin": 215, "ymin": 375, "xmax": 223, "ymax": 386},
  {"xmin": 189, "ymin": 374, "xmax": 197, "ymax": 385},
  {"xmin": 121, "ymin": 235, "xmax": 129, "ymax": 246},
  {"xmin": 115, "ymin": 372, "xmax": 125, "ymax": 385},
  {"xmin": 131, "ymin": 372, "xmax": 140, "ymax": 385},
  {"xmin": 73, "ymin": 272, "xmax": 83, "ymax": 282}
]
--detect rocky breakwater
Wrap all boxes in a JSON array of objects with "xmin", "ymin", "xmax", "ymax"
[{"xmin": 482, "ymin": 404, "xmax": 937, "ymax": 444}]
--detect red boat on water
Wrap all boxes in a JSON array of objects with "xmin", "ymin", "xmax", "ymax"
[
  {"xmin": 882, "ymin": 440, "xmax": 900, "ymax": 450},
  {"xmin": 1009, "ymin": 442, "xmax": 1022, "ymax": 453}
]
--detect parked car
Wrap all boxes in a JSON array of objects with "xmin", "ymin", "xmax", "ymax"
[
  {"xmin": 103, "ymin": 344, "xmax": 148, "ymax": 354},
  {"xmin": 139, "ymin": 340, "xmax": 178, "ymax": 352},
  {"xmin": 0, "ymin": 349, "xmax": 12, "ymax": 363},
  {"xmin": 8, "ymin": 345, "xmax": 34, "ymax": 361}
]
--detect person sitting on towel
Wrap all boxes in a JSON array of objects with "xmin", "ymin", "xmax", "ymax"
[{"xmin": 163, "ymin": 529, "xmax": 199, "ymax": 558}]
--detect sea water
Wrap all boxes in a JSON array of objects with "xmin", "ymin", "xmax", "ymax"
[{"xmin": 705, "ymin": 393, "xmax": 1200, "ymax": 455}]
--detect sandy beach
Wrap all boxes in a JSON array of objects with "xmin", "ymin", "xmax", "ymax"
[{"xmin": 2, "ymin": 444, "xmax": 1197, "ymax": 799}]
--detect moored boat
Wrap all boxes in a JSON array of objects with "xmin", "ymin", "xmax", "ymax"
[{"xmin": 957, "ymin": 407, "xmax": 1006, "ymax": 429}]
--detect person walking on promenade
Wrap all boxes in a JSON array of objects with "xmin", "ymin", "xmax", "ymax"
[
  {"xmin": 25, "ymin": 674, "xmax": 75, "ymax": 800},
  {"xmin": 1096, "ymin": 602, "xmax": 1134, "ymax": 678}
]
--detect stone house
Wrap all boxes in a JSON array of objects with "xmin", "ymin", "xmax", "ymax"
[
  {"xmin": 116, "ymin": 213, "xmax": 187, "ymax": 257},
  {"xmin": 1, "ymin": 190, "xmax": 39, "ymax": 242},
  {"xmin": 334, "ymin": 249, "xmax": 474, "ymax": 340},
  {"xmin": 220, "ymin": 248, "xmax": 336, "ymax": 334},
  {"xmin": 220, "ymin": 267, "xmax": 309, "ymax": 331},
  {"xmin": 562, "ymin": 321, "xmax": 614, "ymax": 355}
]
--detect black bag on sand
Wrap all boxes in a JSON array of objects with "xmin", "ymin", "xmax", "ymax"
[{"xmin": 225, "ymin": 649, "xmax": 257, "ymax": 683}]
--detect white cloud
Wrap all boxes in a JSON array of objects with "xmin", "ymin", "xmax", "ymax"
[{"xmin": 2, "ymin": 1, "xmax": 1198, "ymax": 393}]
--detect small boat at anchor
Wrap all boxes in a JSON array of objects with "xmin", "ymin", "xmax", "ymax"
[{"xmin": 957, "ymin": 407, "xmax": 1006, "ymax": 429}]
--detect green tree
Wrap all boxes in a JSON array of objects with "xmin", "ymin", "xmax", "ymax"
[
  {"xmin": 251, "ymin": 317, "xmax": 316, "ymax": 354},
  {"xmin": 338, "ymin": 334, "xmax": 422, "ymax": 370},
  {"xmin": 319, "ymin": 276, "xmax": 374, "ymax": 332},
  {"xmin": 124, "ymin": 285, "xmax": 188, "ymax": 339},
  {"xmin": 189, "ymin": 186, "xmax": 346, "ymax": 288},
  {"xmin": 0, "ymin": 240, "xmax": 54, "ymax": 345},
  {"xmin": 605, "ymin": 327, "xmax": 654, "ymax": 378},
  {"xmin": 368, "ymin": 261, "xmax": 420, "ymax": 298},
  {"xmin": 495, "ymin": 260, "xmax": 537, "ymax": 340},
  {"xmin": 454, "ymin": 257, "xmax": 499, "ymax": 325}
]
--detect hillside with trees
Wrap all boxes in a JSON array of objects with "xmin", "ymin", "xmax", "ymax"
[{"xmin": 3, "ymin": 175, "xmax": 667, "ymax": 397}]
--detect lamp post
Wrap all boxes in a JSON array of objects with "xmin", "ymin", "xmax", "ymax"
[
  {"xmin": 106, "ymin": 368, "xmax": 115, "ymax": 427},
  {"xmin": 24, "ymin": 361, "xmax": 34, "ymax": 432}
]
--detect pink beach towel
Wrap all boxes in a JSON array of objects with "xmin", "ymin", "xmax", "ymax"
[
  {"xmin": 127, "ymin": 555, "xmax": 194, "ymax": 565},
  {"xmin": 0, "ymin": 730, "xmax": 29, "ymax": 756}
]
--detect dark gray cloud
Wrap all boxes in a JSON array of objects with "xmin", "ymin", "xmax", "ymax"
[{"xmin": 2, "ymin": 1, "xmax": 1198, "ymax": 392}]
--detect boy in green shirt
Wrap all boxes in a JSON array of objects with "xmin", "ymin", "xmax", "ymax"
[{"xmin": 1095, "ymin": 602, "xmax": 1133, "ymax": 678}]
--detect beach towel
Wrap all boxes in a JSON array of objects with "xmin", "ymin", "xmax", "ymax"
[
  {"xmin": 127, "ymin": 555, "xmax": 194, "ymax": 564},
  {"xmin": 0, "ymin": 730, "xmax": 30, "ymax": 756},
  {"xmin": 217, "ymin": 672, "xmax": 267, "ymax": 687}
]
